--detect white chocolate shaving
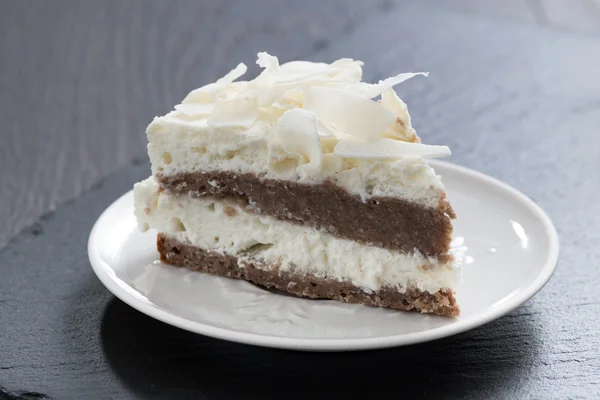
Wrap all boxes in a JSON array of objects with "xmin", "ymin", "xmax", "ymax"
[
  {"xmin": 355, "ymin": 72, "xmax": 428, "ymax": 99},
  {"xmin": 182, "ymin": 63, "xmax": 247, "ymax": 104},
  {"xmin": 207, "ymin": 95, "xmax": 258, "ymax": 128},
  {"xmin": 256, "ymin": 52, "xmax": 280, "ymax": 71},
  {"xmin": 175, "ymin": 52, "xmax": 450, "ymax": 163},
  {"xmin": 268, "ymin": 109, "xmax": 322, "ymax": 178},
  {"xmin": 334, "ymin": 138, "xmax": 451, "ymax": 160},
  {"xmin": 180, "ymin": 82, "xmax": 222, "ymax": 104},
  {"xmin": 174, "ymin": 103, "xmax": 215, "ymax": 117},
  {"xmin": 279, "ymin": 60, "xmax": 329, "ymax": 74},
  {"xmin": 304, "ymin": 86, "xmax": 396, "ymax": 141},
  {"xmin": 316, "ymin": 120, "xmax": 337, "ymax": 138},
  {"xmin": 329, "ymin": 58, "xmax": 364, "ymax": 82},
  {"xmin": 217, "ymin": 63, "xmax": 248, "ymax": 84},
  {"xmin": 380, "ymin": 89, "xmax": 409, "ymax": 121},
  {"xmin": 379, "ymin": 88, "xmax": 417, "ymax": 142}
]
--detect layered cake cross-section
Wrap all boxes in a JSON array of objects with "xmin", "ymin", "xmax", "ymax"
[{"xmin": 134, "ymin": 52, "xmax": 462, "ymax": 316}]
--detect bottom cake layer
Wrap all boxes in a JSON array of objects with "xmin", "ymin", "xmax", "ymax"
[{"xmin": 157, "ymin": 234, "xmax": 460, "ymax": 317}]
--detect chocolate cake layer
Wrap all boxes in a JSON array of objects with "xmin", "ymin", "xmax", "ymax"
[
  {"xmin": 158, "ymin": 234, "xmax": 459, "ymax": 317},
  {"xmin": 158, "ymin": 171, "xmax": 455, "ymax": 258}
]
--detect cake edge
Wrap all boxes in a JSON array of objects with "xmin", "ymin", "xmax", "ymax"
[{"xmin": 157, "ymin": 234, "xmax": 460, "ymax": 317}]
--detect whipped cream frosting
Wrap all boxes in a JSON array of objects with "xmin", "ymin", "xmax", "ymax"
[{"xmin": 146, "ymin": 52, "xmax": 451, "ymax": 208}]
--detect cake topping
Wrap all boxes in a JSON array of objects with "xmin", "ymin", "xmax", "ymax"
[
  {"xmin": 174, "ymin": 52, "xmax": 450, "ymax": 165},
  {"xmin": 269, "ymin": 108, "xmax": 322, "ymax": 179},
  {"xmin": 174, "ymin": 103, "xmax": 214, "ymax": 117},
  {"xmin": 304, "ymin": 86, "xmax": 397, "ymax": 141},
  {"xmin": 207, "ymin": 95, "xmax": 258, "ymax": 128},
  {"xmin": 352, "ymin": 72, "xmax": 428, "ymax": 99},
  {"xmin": 182, "ymin": 63, "xmax": 247, "ymax": 104}
]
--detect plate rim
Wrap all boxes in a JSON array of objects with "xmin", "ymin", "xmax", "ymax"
[{"xmin": 88, "ymin": 160, "xmax": 559, "ymax": 351}]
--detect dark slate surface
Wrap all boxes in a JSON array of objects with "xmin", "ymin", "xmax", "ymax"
[{"xmin": 1, "ymin": 1, "xmax": 600, "ymax": 399}]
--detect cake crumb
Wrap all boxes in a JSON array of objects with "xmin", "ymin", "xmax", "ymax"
[
  {"xmin": 225, "ymin": 207, "xmax": 236, "ymax": 217},
  {"xmin": 143, "ymin": 207, "xmax": 151, "ymax": 215}
]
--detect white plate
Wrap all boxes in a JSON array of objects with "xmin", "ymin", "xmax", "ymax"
[{"xmin": 89, "ymin": 161, "xmax": 559, "ymax": 351}]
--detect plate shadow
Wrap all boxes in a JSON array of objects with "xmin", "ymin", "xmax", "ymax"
[{"xmin": 101, "ymin": 298, "xmax": 541, "ymax": 399}]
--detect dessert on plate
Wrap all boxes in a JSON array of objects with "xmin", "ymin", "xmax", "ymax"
[{"xmin": 133, "ymin": 52, "xmax": 461, "ymax": 316}]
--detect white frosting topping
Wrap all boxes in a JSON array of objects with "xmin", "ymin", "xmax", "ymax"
[
  {"xmin": 134, "ymin": 178, "xmax": 461, "ymax": 293},
  {"xmin": 177, "ymin": 52, "xmax": 448, "ymax": 160},
  {"xmin": 146, "ymin": 52, "xmax": 451, "ymax": 208}
]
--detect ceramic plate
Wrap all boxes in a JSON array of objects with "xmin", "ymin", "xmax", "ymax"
[{"xmin": 88, "ymin": 161, "xmax": 559, "ymax": 351}]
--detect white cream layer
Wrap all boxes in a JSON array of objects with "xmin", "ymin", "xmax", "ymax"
[
  {"xmin": 147, "ymin": 114, "xmax": 446, "ymax": 208},
  {"xmin": 134, "ymin": 177, "xmax": 461, "ymax": 294}
]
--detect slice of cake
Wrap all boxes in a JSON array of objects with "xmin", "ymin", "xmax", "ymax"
[{"xmin": 133, "ymin": 52, "xmax": 461, "ymax": 316}]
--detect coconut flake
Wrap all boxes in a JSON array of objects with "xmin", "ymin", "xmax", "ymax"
[
  {"xmin": 279, "ymin": 60, "xmax": 329, "ymax": 74},
  {"xmin": 334, "ymin": 138, "xmax": 450, "ymax": 159},
  {"xmin": 272, "ymin": 57, "xmax": 363, "ymax": 86},
  {"xmin": 329, "ymin": 58, "xmax": 363, "ymax": 82},
  {"xmin": 380, "ymin": 88, "xmax": 410, "ymax": 121},
  {"xmin": 274, "ymin": 58, "xmax": 362, "ymax": 83},
  {"xmin": 276, "ymin": 69, "xmax": 332, "ymax": 85},
  {"xmin": 182, "ymin": 63, "xmax": 247, "ymax": 104},
  {"xmin": 378, "ymin": 88, "xmax": 419, "ymax": 142},
  {"xmin": 254, "ymin": 82, "xmax": 300, "ymax": 107},
  {"xmin": 207, "ymin": 95, "xmax": 258, "ymax": 128},
  {"xmin": 181, "ymin": 82, "xmax": 222, "ymax": 104},
  {"xmin": 174, "ymin": 103, "xmax": 215, "ymax": 117},
  {"xmin": 254, "ymin": 53, "xmax": 281, "ymax": 85},
  {"xmin": 355, "ymin": 72, "xmax": 428, "ymax": 99},
  {"xmin": 269, "ymin": 108, "xmax": 322, "ymax": 177},
  {"xmin": 175, "ymin": 52, "xmax": 450, "ymax": 163},
  {"xmin": 316, "ymin": 120, "xmax": 337, "ymax": 138},
  {"xmin": 304, "ymin": 86, "xmax": 396, "ymax": 140},
  {"xmin": 217, "ymin": 63, "xmax": 248, "ymax": 84},
  {"xmin": 257, "ymin": 52, "xmax": 280, "ymax": 71}
]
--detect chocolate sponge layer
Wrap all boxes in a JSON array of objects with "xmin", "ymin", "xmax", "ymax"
[
  {"xmin": 158, "ymin": 171, "xmax": 454, "ymax": 259},
  {"xmin": 158, "ymin": 234, "xmax": 459, "ymax": 316}
]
